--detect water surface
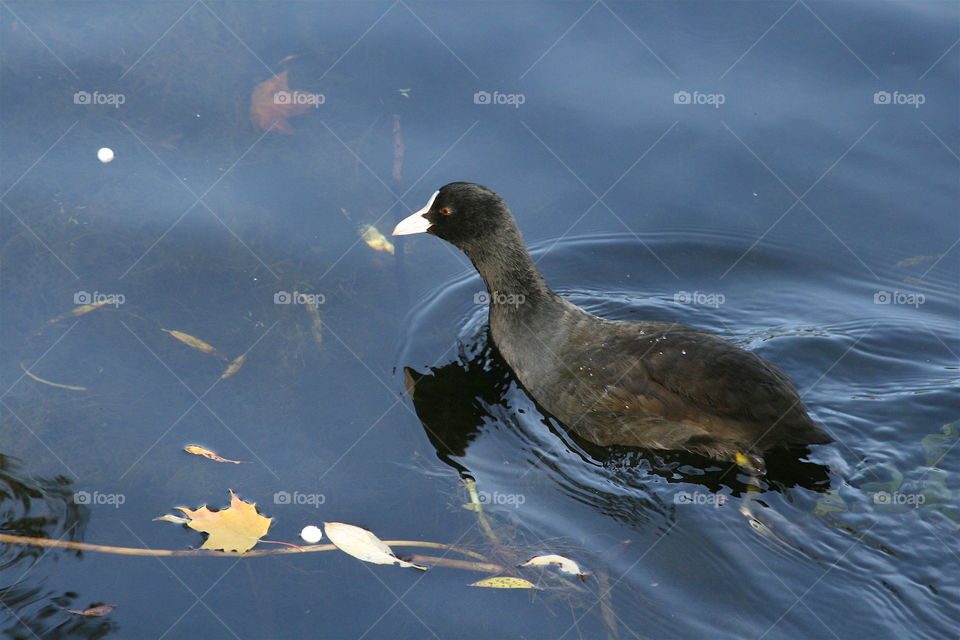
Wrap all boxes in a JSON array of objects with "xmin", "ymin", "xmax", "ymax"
[{"xmin": 1, "ymin": 2, "xmax": 957, "ymax": 638}]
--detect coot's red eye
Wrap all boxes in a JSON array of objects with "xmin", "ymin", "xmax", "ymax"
[{"xmin": 440, "ymin": 207, "xmax": 451, "ymax": 215}]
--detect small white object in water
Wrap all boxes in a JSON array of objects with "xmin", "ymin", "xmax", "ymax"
[
  {"xmin": 300, "ymin": 525, "xmax": 323, "ymax": 543},
  {"xmin": 97, "ymin": 147, "xmax": 114, "ymax": 163}
]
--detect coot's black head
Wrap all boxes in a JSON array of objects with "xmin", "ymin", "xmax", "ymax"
[{"xmin": 392, "ymin": 182, "xmax": 516, "ymax": 251}]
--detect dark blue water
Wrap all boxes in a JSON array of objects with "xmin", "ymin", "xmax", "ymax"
[{"xmin": 1, "ymin": 2, "xmax": 957, "ymax": 639}]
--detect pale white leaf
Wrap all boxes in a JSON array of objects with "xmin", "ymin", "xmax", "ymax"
[
  {"xmin": 323, "ymin": 522, "xmax": 426, "ymax": 570},
  {"xmin": 520, "ymin": 554, "xmax": 585, "ymax": 577},
  {"xmin": 153, "ymin": 514, "xmax": 190, "ymax": 525}
]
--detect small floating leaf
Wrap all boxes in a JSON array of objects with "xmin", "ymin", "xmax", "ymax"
[
  {"xmin": 162, "ymin": 329, "xmax": 227, "ymax": 360},
  {"xmin": 66, "ymin": 604, "xmax": 116, "ymax": 617},
  {"xmin": 220, "ymin": 354, "xmax": 247, "ymax": 379},
  {"xmin": 49, "ymin": 300, "xmax": 110, "ymax": 323},
  {"xmin": 470, "ymin": 576, "xmax": 540, "ymax": 589},
  {"xmin": 324, "ymin": 522, "xmax": 426, "ymax": 570},
  {"xmin": 359, "ymin": 224, "xmax": 395, "ymax": 255},
  {"xmin": 520, "ymin": 554, "xmax": 586, "ymax": 579},
  {"xmin": 19, "ymin": 362, "xmax": 86, "ymax": 391},
  {"xmin": 153, "ymin": 514, "xmax": 190, "ymax": 524},
  {"xmin": 184, "ymin": 445, "xmax": 243, "ymax": 464},
  {"xmin": 894, "ymin": 254, "xmax": 942, "ymax": 268}
]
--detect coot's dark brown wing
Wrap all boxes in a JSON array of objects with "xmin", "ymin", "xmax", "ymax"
[{"xmin": 551, "ymin": 322, "xmax": 831, "ymax": 456}]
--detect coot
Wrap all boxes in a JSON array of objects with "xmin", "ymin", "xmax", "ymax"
[{"xmin": 393, "ymin": 182, "xmax": 832, "ymax": 469}]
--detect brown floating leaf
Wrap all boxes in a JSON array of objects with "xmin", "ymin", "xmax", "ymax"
[
  {"xmin": 162, "ymin": 329, "xmax": 227, "ymax": 360},
  {"xmin": 470, "ymin": 576, "xmax": 540, "ymax": 589},
  {"xmin": 184, "ymin": 445, "xmax": 244, "ymax": 464},
  {"xmin": 220, "ymin": 354, "xmax": 247, "ymax": 379},
  {"xmin": 66, "ymin": 604, "xmax": 116, "ymax": 617},
  {"xmin": 359, "ymin": 224, "xmax": 395, "ymax": 255},
  {"xmin": 177, "ymin": 490, "xmax": 272, "ymax": 553},
  {"xmin": 49, "ymin": 300, "xmax": 110, "ymax": 323},
  {"xmin": 324, "ymin": 522, "xmax": 427, "ymax": 570},
  {"xmin": 250, "ymin": 70, "xmax": 313, "ymax": 134},
  {"xmin": 19, "ymin": 362, "xmax": 86, "ymax": 391}
]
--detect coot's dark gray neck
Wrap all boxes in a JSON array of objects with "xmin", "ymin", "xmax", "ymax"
[{"xmin": 460, "ymin": 224, "xmax": 555, "ymax": 308}]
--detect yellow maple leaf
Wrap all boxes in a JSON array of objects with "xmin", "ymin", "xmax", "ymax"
[{"xmin": 177, "ymin": 490, "xmax": 271, "ymax": 553}]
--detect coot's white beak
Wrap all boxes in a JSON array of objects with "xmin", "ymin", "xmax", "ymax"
[{"xmin": 392, "ymin": 190, "xmax": 438, "ymax": 236}]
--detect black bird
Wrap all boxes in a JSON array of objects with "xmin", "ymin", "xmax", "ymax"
[{"xmin": 393, "ymin": 182, "xmax": 832, "ymax": 470}]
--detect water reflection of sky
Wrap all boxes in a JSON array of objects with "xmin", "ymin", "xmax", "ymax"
[{"xmin": 1, "ymin": 2, "xmax": 958, "ymax": 639}]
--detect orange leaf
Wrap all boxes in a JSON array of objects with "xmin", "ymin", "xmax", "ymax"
[
  {"xmin": 177, "ymin": 490, "xmax": 271, "ymax": 553},
  {"xmin": 250, "ymin": 71, "xmax": 313, "ymax": 134},
  {"xmin": 66, "ymin": 604, "xmax": 116, "ymax": 616}
]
